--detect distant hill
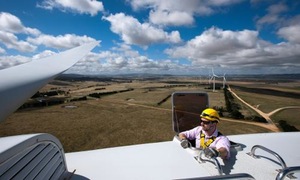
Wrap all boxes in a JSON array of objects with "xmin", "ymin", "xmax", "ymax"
[
  {"xmin": 57, "ymin": 73, "xmax": 300, "ymax": 82},
  {"xmin": 228, "ymin": 74, "xmax": 300, "ymax": 82}
]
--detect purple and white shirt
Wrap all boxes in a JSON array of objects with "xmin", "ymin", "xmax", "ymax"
[{"xmin": 181, "ymin": 126, "xmax": 230, "ymax": 159}]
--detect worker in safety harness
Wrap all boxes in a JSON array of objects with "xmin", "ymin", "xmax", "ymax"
[{"xmin": 178, "ymin": 108, "xmax": 230, "ymax": 160}]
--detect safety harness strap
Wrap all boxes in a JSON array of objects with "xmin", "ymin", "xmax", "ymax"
[{"xmin": 200, "ymin": 131, "xmax": 222, "ymax": 149}]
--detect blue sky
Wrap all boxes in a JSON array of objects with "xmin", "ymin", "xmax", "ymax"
[{"xmin": 0, "ymin": 0, "xmax": 300, "ymax": 75}]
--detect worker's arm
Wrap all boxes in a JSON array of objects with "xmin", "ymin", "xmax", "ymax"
[
  {"xmin": 217, "ymin": 147, "xmax": 228, "ymax": 160},
  {"xmin": 178, "ymin": 133, "xmax": 187, "ymax": 140}
]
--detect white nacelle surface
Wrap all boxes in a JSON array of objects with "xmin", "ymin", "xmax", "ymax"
[{"xmin": 65, "ymin": 132, "xmax": 300, "ymax": 180}]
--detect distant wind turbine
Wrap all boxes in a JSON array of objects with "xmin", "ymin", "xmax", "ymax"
[
  {"xmin": 222, "ymin": 73, "xmax": 226, "ymax": 89},
  {"xmin": 209, "ymin": 68, "xmax": 220, "ymax": 92}
]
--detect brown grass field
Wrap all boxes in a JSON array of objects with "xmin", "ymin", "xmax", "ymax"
[
  {"xmin": 0, "ymin": 76, "xmax": 299, "ymax": 152},
  {"xmin": 229, "ymin": 81, "xmax": 300, "ymax": 129}
]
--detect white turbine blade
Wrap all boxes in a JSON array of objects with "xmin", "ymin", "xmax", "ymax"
[
  {"xmin": 212, "ymin": 68, "xmax": 222, "ymax": 78},
  {"xmin": 0, "ymin": 41, "xmax": 99, "ymax": 122},
  {"xmin": 213, "ymin": 76, "xmax": 216, "ymax": 91},
  {"xmin": 209, "ymin": 75, "xmax": 214, "ymax": 84}
]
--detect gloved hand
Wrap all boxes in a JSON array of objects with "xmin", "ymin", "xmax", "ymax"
[
  {"xmin": 203, "ymin": 147, "xmax": 219, "ymax": 159},
  {"xmin": 180, "ymin": 139, "xmax": 189, "ymax": 148}
]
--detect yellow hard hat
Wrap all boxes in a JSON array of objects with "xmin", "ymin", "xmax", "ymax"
[{"xmin": 200, "ymin": 108, "xmax": 220, "ymax": 122}]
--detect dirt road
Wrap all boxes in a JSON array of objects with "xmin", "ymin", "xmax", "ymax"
[
  {"xmin": 227, "ymin": 86, "xmax": 280, "ymax": 132},
  {"xmin": 98, "ymin": 97, "xmax": 281, "ymax": 132},
  {"xmin": 268, "ymin": 106, "xmax": 300, "ymax": 116}
]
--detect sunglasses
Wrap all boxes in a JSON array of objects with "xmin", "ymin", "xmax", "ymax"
[
  {"xmin": 201, "ymin": 113, "xmax": 219, "ymax": 120},
  {"xmin": 200, "ymin": 120, "xmax": 211, "ymax": 125}
]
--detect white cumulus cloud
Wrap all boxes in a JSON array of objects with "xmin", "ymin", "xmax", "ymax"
[
  {"xmin": 0, "ymin": 31, "xmax": 37, "ymax": 52},
  {"xmin": 0, "ymin": 12, "xmax": 39, "ymax": 52},
  {"xmin": 256, "ymin": 2, "xmax": 288, "ymax": 28},
  {"xmin": 166, "ymin": 27, "xmax": 258, "ymax": 61},
  {"xmin": 277, "ymin": 25, "xmax": 300, "ymax": 44},
  {"xmin": 165, "ymin": 26, "xmax": 300, "ymax": 71},
  {"xmin": 0, "ymin": 55, "xmax": 31, "ymax": 70},
  {"xmin": 27, "ymin": 34, "xmax": 98, "ymax": 49},
  {"xmin": 0, "ymin": 12, "xmax": 40, "ymax": 36},
  {"xmin": 128, "ymin": 0, "xmax": 243, "ymax": 26},
  {"xmin": 149, "ymin": 9, "xmax": 194, "ymax": 26},
  {"xmin": 37, "ymin": 0, "xmax": 104, "ymax": 16},
  {"xmin": 103, "ymin": 13, "xmax": 181, "ymax": 47},
  {"xmin": 67, "ymin": 43, "xmax": 184, "ymax": 75}
]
